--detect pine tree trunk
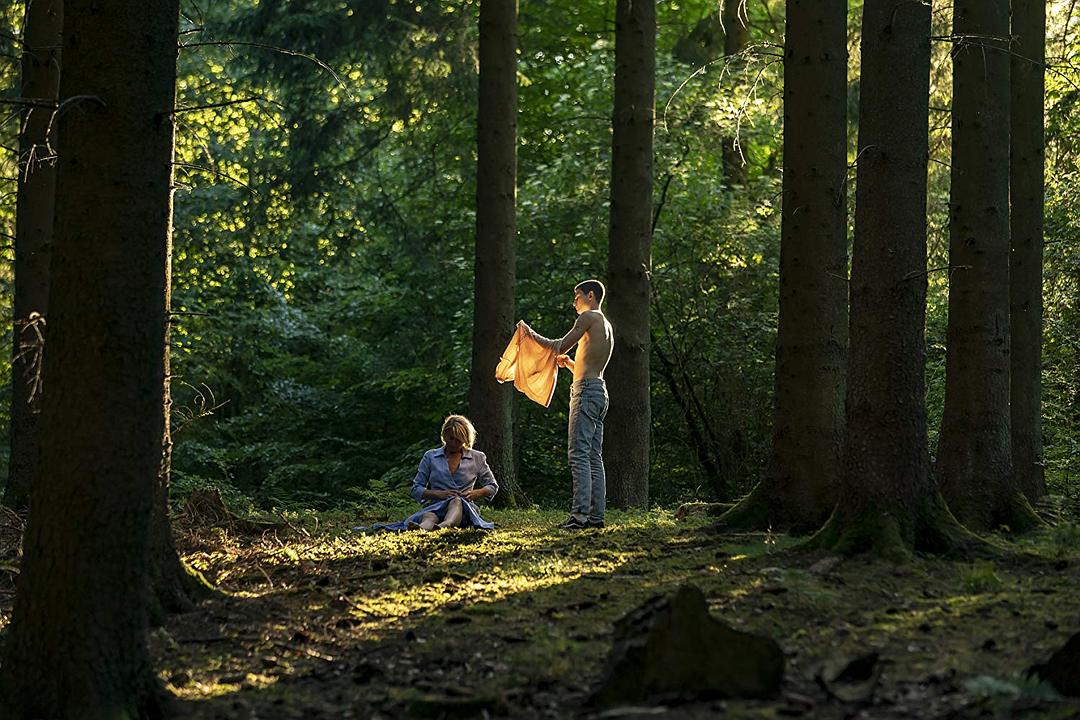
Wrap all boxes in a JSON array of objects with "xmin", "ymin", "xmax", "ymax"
[
  {"xmin": 3, "ymin": 0, "xmax": 62, "ymax": 511},
  {"xmin": 936, "ymin": 0, "xmax": 1039, "ymax": 532},
  {"xmin": 0, "ymin": 0, "xmax": 181, "ymax": 715},
  {"xmin": 605, "ymin": 0, "xmax": 655, "ymax": 510},
  {"xmin": 469, "ymin": 0, "xmax": 522, "ymax": 506},
  {"xmin": 718, "ymin": 0, "xmax": 847, "ymax": 534},
  {"xmin": 1009, "ymin": 0, "xmax": 1046, "ymax": 503},
  {"xmin": 812, "ymin": 0, "xmax": 972, "ymax": 559},
  {"xmin": 150, "ymin": 148, "xmax": 213, "ymax": 619},
  {"xmin": 721, "ymin": 0, "xmax": 749, "ymax": 186}
]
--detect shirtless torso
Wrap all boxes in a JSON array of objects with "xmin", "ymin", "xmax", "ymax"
[
  {"xmin": 566, "ymin": 310, "xmax": 613, "ymax": 382},
  {"xmin": 528, "ymin": 309, "xmax": 614, "ymax": 383}
]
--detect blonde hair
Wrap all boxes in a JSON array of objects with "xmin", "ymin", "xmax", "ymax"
[{"xmin": 441, "ymin": 414, "xmax": 476, "ymax": 449}]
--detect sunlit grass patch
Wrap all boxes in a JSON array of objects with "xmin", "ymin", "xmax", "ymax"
[{"xmin": 961, "ymin": 560, "xmax": 1006, "ymax": 594}]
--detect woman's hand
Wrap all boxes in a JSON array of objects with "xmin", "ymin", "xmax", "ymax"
[
  {"xmin": 424, "ymin": 489, "xmax": 460, "ymax": 501},
  {"xmin": 461, "ymin": 488, "xmax": 491, "ymax": 503}
]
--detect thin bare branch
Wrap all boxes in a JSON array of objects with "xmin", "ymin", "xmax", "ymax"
[{"xmin": 179, "ymin": 40, "xmax": 356, "ymax": 101}]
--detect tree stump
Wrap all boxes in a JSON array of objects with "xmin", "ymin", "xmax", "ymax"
[{"xmin": 590, "ymin": 584, "xmax": 784, "ymax": 706}]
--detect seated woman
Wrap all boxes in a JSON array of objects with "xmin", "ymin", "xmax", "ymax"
[{"xmin": 403, "ymin": 414, "xmax": 499, "ymax": 531}]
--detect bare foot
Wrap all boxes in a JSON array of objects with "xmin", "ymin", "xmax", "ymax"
[{"xmin": 407, "ymin": 521, "xmax": 428, "ymax": 532}]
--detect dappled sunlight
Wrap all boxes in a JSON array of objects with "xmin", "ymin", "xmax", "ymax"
[
  {"xmin": 0, "ymin": 506, "xmax": 1033, "ymax": 717},
  {"xmin": 158, "ymin": 510, "xmax": 796, "ymax": 709}
]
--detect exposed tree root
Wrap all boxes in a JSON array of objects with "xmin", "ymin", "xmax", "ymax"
[
  {"xmin": 703, "ymin": 481, "xmax": 829, "ymax": 536},
  {"xmin": 805, "ymin": 493, "xmax": 991, "ymax": 562},
  {"xmin": 149, "ymin": 545, "xmax": 217, "ymax": 625},
  {"xmin": 944, "ymin": 480, "xmax": 1046, "ymax": 535},
  {"xmin": 998, "ymin": 491, "xmax": 1045, "ymax": 534}
]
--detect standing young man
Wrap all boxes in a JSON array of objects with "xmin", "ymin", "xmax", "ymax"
[{"xmin": 524, "ymin": 280, "xmax": 614, "ymax": 529}]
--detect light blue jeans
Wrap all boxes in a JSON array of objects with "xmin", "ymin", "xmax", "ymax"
[{"xmin": 568, "ymin": 378, "xmax": 609, "ymax": 521}]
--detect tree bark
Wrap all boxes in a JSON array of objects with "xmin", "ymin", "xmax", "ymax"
[
  {"xmin": 469, "ymin": 0, "xmax": 523, "ymax": 506},
  {"xmin": 1009, "ymin": 0, "xmax": 1046, "ymax": 503},
  {"xmin": 605, "ymin": 0, "xmax": 655, "ymax": 510},
  {"xmin": 716, "ymin": 0, "xmax": 847, "ymax": 534},
  {"xmin": 150, "ymin": 134, "xmax": 214, "ymax": 620},
  {"xmin": 3, "ymin": 0, "xmax": 62, "ymax": 511},
  {"xmin": 936, "ymin": 0, "xmax": 1040, "ymax": 532},
  {"xmin": 721, "ymin": 0, "xmax": 749, "ymax": 187},
  {"xmin": 0, "ymin": 0, "xmax": 181, "ymax": 715},
  {"xmin": 811, "ymin": 0, "xmax": 973, "ymax": 560}
]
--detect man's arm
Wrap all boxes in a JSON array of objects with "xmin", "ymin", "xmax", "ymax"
[{"xmin": 526, "ymin": 313, "xmax": 592, "ymax": 355}]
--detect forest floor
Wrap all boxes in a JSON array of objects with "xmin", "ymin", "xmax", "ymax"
[
  {"xmin": 5, "ymin": 506, "xmax": 1080, "ymax": 719},
  {"xmin": 143, "ymin": 505, "xmax": 1080, "ymax": 720}
]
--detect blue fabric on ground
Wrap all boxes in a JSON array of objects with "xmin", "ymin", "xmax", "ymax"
[{"xmin": 362, "ymin": 496, "xmax": 495, "ymax": 532}]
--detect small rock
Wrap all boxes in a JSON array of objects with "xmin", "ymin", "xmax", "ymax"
[
  {"xmin": 817, "ymin": 652, "xmax": 880, "ymax": 703},
  {"xmin": 168, "ymin": 671, "xmax": 191, "ymax": 688},
  {"xmin": 808, "ymin": 556, "xmax": 843, "ymax": 575},
  {"xmin": 783, "ymin": 691, "xmax": 815, "ymax": 709}
]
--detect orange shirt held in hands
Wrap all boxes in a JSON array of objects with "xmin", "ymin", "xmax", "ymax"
[{"xmin": 495, "ymin": 321, "xmax": 558, "ymax": 407}]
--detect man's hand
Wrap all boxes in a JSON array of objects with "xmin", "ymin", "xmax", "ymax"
[{"xmin": 556, "ymin": 354, "xmax": 574, "ymax": 369}]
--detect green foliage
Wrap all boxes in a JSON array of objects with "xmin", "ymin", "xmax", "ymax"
[
  {"xmin": 961, "ymin": 561, "xmax": 1005, "ymax": 594},
  {"xmin": 158, "ymin": 0, "xmax": 793, "ymax": 508},
  {"xmin": 1048, "ymin": 521, "xmax": 1080, "ymax": 556},
  {"xmin": 0, "ymin": 0, "xmax": 1076, "ymax": 517}
]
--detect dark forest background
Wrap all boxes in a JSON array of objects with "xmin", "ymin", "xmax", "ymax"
[{"xmin": 0, "ymin": 0, "xmax": 1075, "ymax": 515}]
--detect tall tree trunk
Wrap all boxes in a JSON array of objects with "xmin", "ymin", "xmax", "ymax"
[
  {"xmin": 149, "ymin": 124, "xmax": 213, "ymax": 620},
  {"xmin": 1009, "ymin": 0, "xmax": 1046, "ymax": 503},
  {"xmin": 469, "ymin": 0, "xmax": 522, "ymax": 506},
  {"xmin": 936, "ymin": 0, "xmax": 1039, "ymax": 532},
  {"xmin": 0, "ymin": 0, "xmax": 181, "ymax": 715},
  {"xmin": 605, "ymin": 0, "xmax": 655, "ymax": 510},
  {"xmin": 716, "ymin": 0, "xmax": 847, "ymax": 534},
  {"xmin": 811, "ymin": 0, "xmax": 973, "ymax": 559},
  {"xmin": 3, "ymin": 0, "xmax": 62, "ymax": 511},
  {"xmin": 721, "ymin": 0, "xmax": 749, "ymax": 186}
]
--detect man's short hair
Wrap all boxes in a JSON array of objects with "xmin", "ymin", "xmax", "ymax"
[{"xmin": 575, "ymin": 279, "xmax": 606, "ymax": 305}]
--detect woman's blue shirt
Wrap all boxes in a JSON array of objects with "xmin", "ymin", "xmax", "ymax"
[{"xmin": 410, "ymin": 446, "xmax": 499, "ymax": 503}]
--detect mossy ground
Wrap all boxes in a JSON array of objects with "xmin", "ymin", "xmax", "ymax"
[{"xmin": 5, "ymin": 508, "xmax": 1080, "ymax": 719}]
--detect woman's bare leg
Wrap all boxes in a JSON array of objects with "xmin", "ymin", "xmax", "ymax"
[
  {"xmin": 411, "ymin": 512, "xmax": 438, "ymax": 531},
  {"xmin": 437, "ymin": 497, "xmax": 463, "ymax": 529}
]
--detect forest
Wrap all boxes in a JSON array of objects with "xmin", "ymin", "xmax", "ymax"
[{"xmin": 0, "ymin": 0, "xmax": 1077, "ymax": 717}]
